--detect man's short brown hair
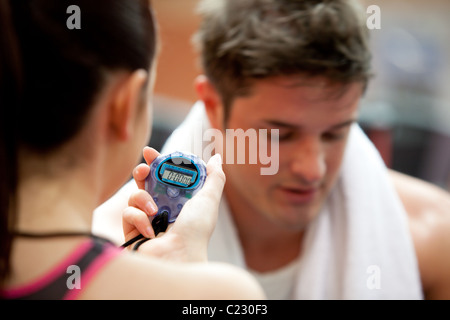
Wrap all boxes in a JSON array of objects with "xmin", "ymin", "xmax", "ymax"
[{"xmin": 193, "ymin": 0, "xmax": 372, "ymax": 116}]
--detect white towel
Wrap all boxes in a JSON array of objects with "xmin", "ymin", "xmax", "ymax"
[{"xmin": 162, "ymin": 101, "xmax": 423, "ymax": 299}]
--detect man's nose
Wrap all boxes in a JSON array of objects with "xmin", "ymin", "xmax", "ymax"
[{"xmin": 289, "ymin": 136, "xmax": 326, "ymax": 185}]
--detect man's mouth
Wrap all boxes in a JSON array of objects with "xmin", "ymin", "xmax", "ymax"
[{"xmin": 277, "ymin": 185, "xmax": 319, "ymax": 204}]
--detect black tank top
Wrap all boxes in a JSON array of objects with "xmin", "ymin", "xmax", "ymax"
[{"xmin": 1, "ymin": 236, "xmax": 121, "ymax": 300}]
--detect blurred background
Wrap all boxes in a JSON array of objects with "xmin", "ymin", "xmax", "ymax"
[{"xmin": 149, "ymin": 0, "xmax": 450, "ymax": 191}]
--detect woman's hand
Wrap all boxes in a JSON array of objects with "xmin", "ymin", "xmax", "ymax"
[
  {"xmin": 122, "ymin": 147, "xmax": 160, "ymax": 240},
  {"xmin": 122, "ymin": 147, "xmax": 225, "ymax": 262}
]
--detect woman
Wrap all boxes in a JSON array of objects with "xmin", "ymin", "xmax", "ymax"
[{"xmin": 0, "ymin": 0, "xmax": 264, "ymax": 299}]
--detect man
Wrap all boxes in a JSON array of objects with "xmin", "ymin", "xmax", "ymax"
[{"xmin": 94, "ymin": 0, "xmax": 450, "ymax": 299}]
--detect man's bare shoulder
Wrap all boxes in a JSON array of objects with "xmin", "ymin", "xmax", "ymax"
[
  {"xmin": 389, "ymin": 169, "xmax": 450, "ymax": 299},
  {"xmin": 389, "ymin": 170, "xmax": 450, "ymax": 220}
]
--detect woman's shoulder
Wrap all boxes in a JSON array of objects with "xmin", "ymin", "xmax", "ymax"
[{"xmin": 79, "ymin": 248, "xmax": 265, "ymax": 300}]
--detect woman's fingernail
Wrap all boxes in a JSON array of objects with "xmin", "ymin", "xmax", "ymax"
[
  {"xmin": 146, "ymin": 226, "xmax": 155, "ymax": 238},
  {"xmin": 211, "ymin": 153, "xmax": 222, "ymax": 165},
  {"xmin": 146, "ymin": 201, "xmax": 157, "ymax": 215}
]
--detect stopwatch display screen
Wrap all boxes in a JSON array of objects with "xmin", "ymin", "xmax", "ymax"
[{"xmin": 160, "ymin": 164, "xmax": 197, "ymax": 187}]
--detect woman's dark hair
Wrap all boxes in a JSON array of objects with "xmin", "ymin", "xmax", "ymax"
[{"xmin": 0, "ymin": 0, "xmax": 157, "ymax": 283}]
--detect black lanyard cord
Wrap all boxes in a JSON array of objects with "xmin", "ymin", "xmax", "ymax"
[{"xmin": 121, "ymin": 211, "xmax": 169, "ymax": 251}]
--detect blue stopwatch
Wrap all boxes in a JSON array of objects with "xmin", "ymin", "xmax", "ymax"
[{"xmin": 145, "ymin": 151, "xmax": 207, "ymax": 223}]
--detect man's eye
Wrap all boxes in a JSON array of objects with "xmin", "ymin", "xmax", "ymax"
[
  {"xmin": 321, "ymin": 131, "xmax": 346, "ymax": 142},
  {"xmin": 268, "ymin": 130, "xmax": 295, "ymax": 141}
]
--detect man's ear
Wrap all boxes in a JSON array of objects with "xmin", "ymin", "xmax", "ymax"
[
  {"xmin": 194, "ymin": 75, "xmax": 224, "ymax": 130},
  {"xmin": 109, "ymin": 69, "xmax": 148, "ymax": 141}
]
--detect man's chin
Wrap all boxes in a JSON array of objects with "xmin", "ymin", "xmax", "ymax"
[{"xmin": 269, "ymin": 197, "xmax": 326, "ymax": 230}]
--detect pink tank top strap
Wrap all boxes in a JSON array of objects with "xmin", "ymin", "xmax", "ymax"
[{"xmin": 0, "ymin": 237, "xmax": 121, "ymax": 300}]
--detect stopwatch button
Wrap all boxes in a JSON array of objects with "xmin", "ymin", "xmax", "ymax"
[{"xmin": 167, "ymin": 187, "xmax": 180, "ymax": 198}]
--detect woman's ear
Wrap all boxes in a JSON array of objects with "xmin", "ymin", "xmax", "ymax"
[
  {"xmin": 109, "ymin": 69, "xmax": 148, "ymax": 141},
  {"xmin": 194, "ymin": 75, "xmax": 224, "ymax": 130}
]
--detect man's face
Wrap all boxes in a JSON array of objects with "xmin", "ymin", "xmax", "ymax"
[{"xmin": 220, "ymin": 76, "xmax": 363, "ymax": 232}]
